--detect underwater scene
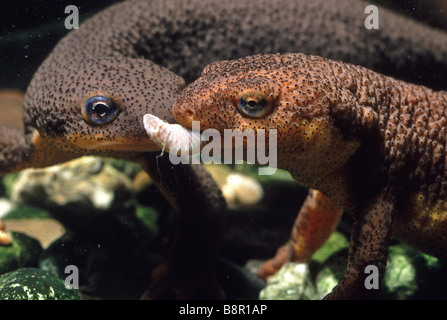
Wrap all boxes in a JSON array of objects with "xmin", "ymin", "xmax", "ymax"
[{"xmin": 1, "ymin": 0, "xmax": 447, "ymax": 304}]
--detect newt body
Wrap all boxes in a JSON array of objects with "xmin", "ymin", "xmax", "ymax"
[
  {"xmin": 2, "ymin": 0, "xmax": 447, "ymax": 299},
  {"xmin": 172, "ymin": 53, "xmax": 447, "ymax": 298}
]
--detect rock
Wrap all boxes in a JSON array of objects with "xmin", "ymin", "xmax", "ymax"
[
  {"xmin": 314, "ymin": 249, "xmax": 348, "ymax": 299},
  {"xmin": 257, "ymin": 228, "xmax": 447, "ymax": 299},
  {"xmin": 204, "ymin": 165, "xmax": 265, "ymax": 208},
  {"xmin": 39, "ymin": 228, "xmax": 161, "ymax": 300},
  {"xmin": 0, "ymin": 232, "xmax": 42, "ymax": 275},
  {"xmin": 383, "ymin": 244, "xmax": 444, "ymax": 299},
  {"xmin": 309, "ymin": 231, "xmax": 350, "ymax": 298},
  {"xmin": 311, "ymin": 232, "xmax": 349, "ymax": 264},
  {"xmin": 259, "ymin": 262, "xmax": 318, "ymax": 300},
  {"xmin": 0, "ymin": 198, "xmax": 15, "ymax": 219},
  {"xmin": 313, "ymin": 242, "xmax": 447, "ymax": 300},
  {"xmin": 1, "ymin": 172, "xmax": 20, "ymax": 198},
  {"xmin": 132, "ymin": 170, "xmax": 152, "ymax": 193},
  {"xmin": 0, "ymin": 268, "xmax": 80, "ymax": 300},
  {"xmin": 314, "ymin": 236, "xmax": 447, "ymax": 299},
  {"xmin": 3, "ymin": 154, "xmax": 169, "ymax": 299},
  {"xmin": 10, "ymin": 156, "xmax": 136, "ymax": 228},
  {"xmin": 216, "ymin": 164, "xmax": 306, "ymax": 265},
  {"xmin": 1, "ymin": 203, "xmax": 52, "ymax": 220},
  {"xmin": 257, "ymin": 253, "xmax": 345, "ymax": 300},
  {"xmin": 384, "ymin": 245, "xmax": 419, "ymax": 299},
  {"xmin": 258, "ymin": 231, "xmax": 349, "ymax": 300},
  {"xmin": 204, "ymin": 164, "xmax": 233, "ymax": 187},
  {"xmin": 3, "ymin": 219, "xmax": 65, "ymax": 249},
  {"xmin": 221, "ymin": 173, "xmax": 264, "ymax": 208}
]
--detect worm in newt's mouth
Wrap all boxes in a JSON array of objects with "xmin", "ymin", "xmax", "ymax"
[
  {"xmin": 143, "ymin": 113, "xmax": 203, "ymax": 156},
  {"xmin": 143, "ymin": 113, "xmax": 278, "ymax": 175}
]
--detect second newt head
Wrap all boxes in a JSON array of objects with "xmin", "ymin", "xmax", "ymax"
[
  {"xmin": 172, "ymin": 53, "xmax": 366, "ymax": 188},
  {"xmin": 24, "ymin": 55, "xmax": 185, "ymax": 157}
]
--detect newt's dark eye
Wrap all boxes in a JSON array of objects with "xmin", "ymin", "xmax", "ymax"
[
  {"xmin": 237, "ymin": 93, "xmax": 271, "ymax": 118},
  {"xmin": 82, "ymin": 95, "xmax": 118, "ymax": 125}
]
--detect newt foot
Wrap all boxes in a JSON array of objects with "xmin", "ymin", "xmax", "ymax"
[{"xmin": 258, "ymin": 244, "xmax": 290, "ymax": 279}]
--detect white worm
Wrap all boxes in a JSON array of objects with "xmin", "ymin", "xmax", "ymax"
[{"xmin": 143, "ymin": 113, "xmax": 202, "ymax": 156}]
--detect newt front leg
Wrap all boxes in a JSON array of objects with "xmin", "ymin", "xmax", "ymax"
[
  {"xmin": 139, "ymin": 152, "xmax": 226, "ymax": 299},
  {"xmin": 258, "ymin": 189, "xmax": 343, "ymax": 278},
  {"xmin": 325, "ymin": 187, "xmax": 395, "ymax": 299}
]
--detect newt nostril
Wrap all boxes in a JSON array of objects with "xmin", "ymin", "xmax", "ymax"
[
  {"xmin": 184, "ymin": 108, "xmax": 195, "ymax": 118},
  {"xmin": 172, "ymin": 103, "xmax": 195, "ymax": 127}
]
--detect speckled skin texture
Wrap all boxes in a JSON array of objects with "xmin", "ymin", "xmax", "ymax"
[
  {"xmin": 1, "ymin": 0, "xmax": 447, "ymax": 299},
  {"xmin": 3, "ymin": 0, "xmax": 447, "ymax": 172},
  {"xmin": 13, "ymin": 0, "xmax": 447, "ymax": 161},
  {"xmin": 172, "ymin": 52, "xmax": 447, "ymax": 299}
]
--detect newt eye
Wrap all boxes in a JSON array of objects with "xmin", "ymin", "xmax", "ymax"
[
  {"xmin": 82, "ymin": 95, "xmax": 118, "ymax": 125},
  {"xmin": 237, "ymin": 93, "xmax": 271, "ymax": 118}
]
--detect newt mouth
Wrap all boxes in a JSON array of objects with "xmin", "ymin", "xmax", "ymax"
[
  {"xmin": 47, "ymin": 134, "xmax": 162, "ymax": 154},
  {"xmin": 143, "ymin": 113, "xmax": 203, "ymax": 156}
]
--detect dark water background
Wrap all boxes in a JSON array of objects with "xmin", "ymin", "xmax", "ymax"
[{"xmin": 1, "ymin": 0, "xmax": 446, "ymax": 91}]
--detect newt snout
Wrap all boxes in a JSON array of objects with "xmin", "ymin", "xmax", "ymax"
[{"xmin": 172, "ymin": 100, "xmax": 196, "ymax": 130}]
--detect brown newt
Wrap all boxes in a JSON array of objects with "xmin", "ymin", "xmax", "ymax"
[
  {"xmin": 171, "ymin": 52, "xmax": 447, "ymax": 299},
  {"xmin": 2, "ymin": 0, "xmax": 447, "ymax": 299}
]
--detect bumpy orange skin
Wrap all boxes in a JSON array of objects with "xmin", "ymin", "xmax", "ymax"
[{"xmin": 173, "ymin": 53, "xmax": 447, "ymax": 299}]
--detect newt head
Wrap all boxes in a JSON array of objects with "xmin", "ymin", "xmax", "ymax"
[
  {"xmin": 173, "ymin": 53, "xmax": 362, "ymax": 187},
  {"xmin": 24, "ymin": 56, "xmax": 185, "ymax": 156}
]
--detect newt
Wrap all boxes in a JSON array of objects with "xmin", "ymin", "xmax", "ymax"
[
  {"xmin": 171, "ymin": 52, "xmax": 447, "ymax": 299},
  {"xmin": 2, "ymin": 0, "xmax": 447, "ymax": 299}
]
